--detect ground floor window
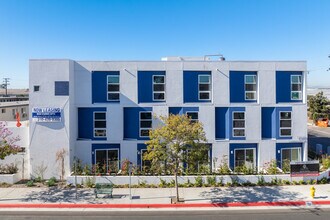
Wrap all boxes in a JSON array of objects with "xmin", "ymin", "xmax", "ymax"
[
  {"xmin": 140, "ymin": 149, "xmax": 152, "ymax": 172},
  {"xmin": 234, "ymin": 148, "xmax": 255, "ymax": 170},
  {"xmin": 95, "ymin": 149, "xmax": 119, "ymax": 174},
  {"xmin": 185, "ymin": 149, "xmax": 211, "ymax": 174},
  {"xmin": 281, "ymin": 148, "xmax": 301, "ymax": 172}
]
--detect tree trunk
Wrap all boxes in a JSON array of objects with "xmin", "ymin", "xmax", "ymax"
[{"xmin": 175, "ymin": 161, "xmax": 179, "ymax": 202}]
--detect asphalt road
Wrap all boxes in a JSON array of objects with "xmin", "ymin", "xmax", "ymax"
[{"xmin": 1, "ymin": 209, "xmax": 330, "ymax": 220}]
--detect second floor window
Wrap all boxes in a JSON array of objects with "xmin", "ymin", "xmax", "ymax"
[
  {"xmin": 291, "ymin": 75, "xmax": 302, "ymax": 100},
  {"xmin": 233, "ymin": 112, "xmax": 245, "ymax": 137},
  {"xmin": 280, "ymin": 111, "xmax": 291, "ymax": 137},
  {"xmin": 94, "ymin": 112, "xmax": 106, "ymax": 137},
  {"xmin": 153, "ymin": 75, "xmax": 165, "ymax": 101},
  {"xmin": 245, "ymin": 75, "xmax": 257, "ymax": 100},
  {"xmin": 186, "ymin": 112, "xmax": 199, "ymax": 123},
  {"xmin": 198, "ymin": 75, "xmax": 211, "ymax": 100},
  {"xmin": 140, "ymin": 112, "xmax": 152, "ymax": 137},
  {"xmin": 107, "ymin": 75, "xmax": 120, "ymax": 101}
]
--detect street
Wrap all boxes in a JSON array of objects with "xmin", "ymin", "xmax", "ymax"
[{"xmin": 0, "ymin": 209, "xmax": 330, "ymax": 220}]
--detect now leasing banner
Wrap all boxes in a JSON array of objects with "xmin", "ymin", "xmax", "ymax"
[
  {"xmin": 290, "ymin": 161, "xmax": 320, "ymax": 177},
  {"xmin": 32, "ymin": 107, "xmax": 62, "ymax": 122}
]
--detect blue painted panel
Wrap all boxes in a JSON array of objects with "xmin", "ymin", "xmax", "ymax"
[
  {"xmin": 276, "ymin": 71, "xmax": 303, "ymax": 103},
  {"xmin": 230, "ymin": 71, "xmax": 257, "ymax": 103},
  {"xmin": 137, "ymin": 144, "xmax": 147, "ymax": 167},
  {"xmin": 183, "ymin": 71, "xmax": 211, "ymax": 103},
  {"xmin": 169, "ymin": 107, "xmax": 199, "ymax": 115},
  {"xmin": 275, "ymin": 107, "xmax": 292, "ymax": 139},
  {"xmin": 91, "ymin": 144, "xmax": 120, "ymax": 164},
  {"xmin": 229, "ymin": 107, "xmax": 246, "ymax": 140},
  {"xmin": 78, "ymin": 107, "xmax": 106, "ymax": 140},
  {"xmin": 123, "ymin": 107, "xmax": 152, "ymax": 140},
  {"xmin": 262, "ymin": 107, "xmax": 275, "ymax": 139},
  {"xmin": 275, "ymin": 143, "xmax": 303, "ymax": 168},
  {"xmin": 138, "ymin": 71, "xmax": 166, "ymax": 103},
  {"xmin": 215, "ymin": 107, "xmax": 229, "ymax": 139},
  {"xmin": 92, "ymin": 71, "xmax": 120, "ymax": 103},
  {"xmin": 229, "ymin": 143, "xmax": 258, "ymax": 170}
]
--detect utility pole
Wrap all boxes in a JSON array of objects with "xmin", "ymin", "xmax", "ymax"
[{"xmin": 2, "ymin": 78, "xmax": 10, "ymax": 97}]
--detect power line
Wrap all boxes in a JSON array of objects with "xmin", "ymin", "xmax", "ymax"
[{"xmin": 2, "ymin": 78, "xmax": 10, "ymax": 97}]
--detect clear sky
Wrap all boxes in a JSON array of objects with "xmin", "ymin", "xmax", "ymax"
[{"xmin": 0, "ymin": 0, "xmax": 329, "ymax": 88}]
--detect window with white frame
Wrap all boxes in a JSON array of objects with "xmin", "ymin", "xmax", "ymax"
[
  {"xmin": 281, "ymin": 148, "xmax": 301, "ymax": 169},
  {"xmin": 198, "ymin": 75, "xmax": 211, "ymax": 100},
  {"xmin": 245, "ymin": 75, "xmax": 257, "ymax": 100},
  {"xmin": 95, "ymin": 149, "xmax": 119, "ymax": 173},
  {"xmin": 107, "ymin": 75, "xmax": 120, "ymax": 101},
  {"xmin": 280, "ymin": 111, "xmax": 291, "ymax": 137},
  {"xmin": 186, "ymin": 112, "xmax": 198, "ymax": 123},
  {"xmin": 291, "ymin": 75, "xmax": 302, "ymax": 100},
  {"xmin": 141, "ymin": 149, "xmax": 152, "ymax": 171},
  {"xmin": 233, "ymin": 112, "xmax": 245, "ymax": 137},
  {"xmin": 94, "ymin": 112, "xmax": 106, "ymax": 137},
  {"xmin": 153, "ymin": 75, "xmax": 165, "ymax": 101},
  {"xmin": 140, "ymin": 112, "xmax": 152, "ymax": 137},
  {"xmin": 234, "ymin": 148, "xmax": 255, "ymax": 169}
]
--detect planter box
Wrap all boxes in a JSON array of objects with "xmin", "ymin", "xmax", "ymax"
[
  {"xmin": 0, "ymin": 173, "xmax": 21, "ymax": 184},
  {"xmin": 66, "ymin": 169, "xmax": 330, "ymax": 186}
]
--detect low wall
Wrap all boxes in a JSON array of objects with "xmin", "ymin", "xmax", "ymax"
[
  {"xmin": 67, "ymin": 169, "xmax": 330, "ymax": 185},
  {"xmin": 0, "ymin": 173, "xmax": 21, "ymax": 184}
]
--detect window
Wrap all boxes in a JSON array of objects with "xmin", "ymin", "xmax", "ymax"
[
  {"xmin": 281, "ymin": 148, "xmax": 301, "ymax": 170},
  {"xmin": 291, "ymin": 75, "xmax": 302, "ymax": 100},
  {"xmin": 95, "ymin": 149, "xmax": 119, "ymax": 173},
  {"xmin": 245, "ymin": 75, "xmax": 257, "ymax": 100},
  {"xmin": 234, "ymin": 148, "xmax": 255, "ymax": 169},
  {"xmin": 1, "ymin": 109, "xmax": 5, "ymax": 114},
  {"xmin": 34, "ymin": 85, "xmax": 40, "ymax": 92},
  {"xmin": 94, "ymin": 112, "xmax": 106, "ymax": 137},
  {"xmin": 55, "ymin": 81, "xmax": 69, "ymax": 96},
  {"xmin": 233, "ymin": 112, "xmax": 245, "ymax": 137},
  {"xmin": 21, "ymin": 108, "xmax": 25, "ymax": 114},
  {"xmin": 141, "ymin": 149, "xmax": 152, "ymax": 171},
  {"xmin": 107, "ymin": 75, "xmax": 120, "ymax": 101},
  {"xmin": 186, "ymin": 112, "xmax": 198, "ymax": 123},
  {"xmin": 140, "ymin": 112, "xmax": 152, "ymax": 137},
  {"xmin": 198, "ymin": 75, "xmax": 211, "ymax": 100},
  {"xmin": 280, "ymin": 112, "xmax": 291, "ymax": 137},
  {"xmin": 186, "ymin": 148, "xmax": 210, "ymax": 174},
  {"xmin": 153, "ymin": 75, "xmax": 165, "ymax": 101}
]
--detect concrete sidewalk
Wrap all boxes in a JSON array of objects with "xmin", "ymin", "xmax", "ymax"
[{"xmin": 0, "ymin": 184, "xmax": 329, "ymax": 206}]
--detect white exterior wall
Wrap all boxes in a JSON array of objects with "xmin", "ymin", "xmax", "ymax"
[{"xmin": 28, "ymin": 60, "xmax": 307, "ymax": 179}]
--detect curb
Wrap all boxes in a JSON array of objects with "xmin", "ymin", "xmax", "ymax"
[{"xmin": 0, "ymin": 201, "xmax": 330, "ymax": 209}]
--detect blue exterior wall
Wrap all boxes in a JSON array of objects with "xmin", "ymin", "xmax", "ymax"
[
  {"xmin": 91, "ymin": 143, "xmax": 120, "ymax": 164},
  {"xmin": 78, "ymin": 107, "xmax": 107, "ymax": 140},
  {"xmin": 275, "ymin": 107, "xmax": 292, "ymax": 139},
  {"xmin": 275, "ymin": 143, "xmax": 303, "ymax": 168},
  {"xmin": 215, "ymin": 107, "xmax": 229, "ymax": 139},
  {"xmin": 183, "ymin": 71, "xmax": 211, "ymax": 103},
  {"xmin": 230, "ymin": 71, "xmax": 257, "ymax": 103},
  {"xmin": 169, "ymin": 107, "xmax": 199, "ymax": 115},
  {"xmin": 276, "ymin": 71, "xmax": 303, "ymax": 103},
  {"xmin": 261, "ymin": 107, "xmax": 275, "ymax": 139},
  {"xmin": 229, "ymin": 143, "xmax": 258, "ymax": 170},
  {"xmin": 138, "ymin": 71, "xmax": 166, "ymax": 103},
  {"xmin": 123, "ymin": 107, "xmax": 152, "ymax": 140},
  {"xmin": 92, "ymin": 71, "xmax": 120, "ymax": 103}
]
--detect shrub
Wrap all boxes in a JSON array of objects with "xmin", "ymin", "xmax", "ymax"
[
  {"xmin": 84, "ymin": 177, "xmax": 95, "ymax": 188},
  {"xmin": 0, "ymin": 163, "xmax": 18, "ymax": 174},
  {"xmin": 257, "ymin": 176, "xmax": 266, "ymax": 186},
  {"xmin": 321, "ymin": 155, "xmax": 330, "ymax": 170},
  {"xmin": 282, "ymin": 180, "xmax": 291, "ymax": 185},
  {"xmin": 46, "ymin": 177, "xmax": 56, "ymax": 187},
  {"xmin": 318, "ymin": 177, "xmax": 328, "ymax": 184},
  {"xmin": 217, "ymin": 156, "xmax": 231, "ymax": 175},
  {"xmin": 159, "ymin": 179, "xmax": 167, "ymax": 188},
  {"xmin": 139, "ymin": 180, "xmax": 147, "ymax": 187},
  {"xmin": 194, "ymin": 176, "xmax": 203, "ymax": 187},
  {"xmin": 26, "ymin": 180, "xmax": 34, "ymax": 187},
  {"xmin": 264, "ymin": 159, "xmax": 280, "ymax": 175},
  {"xmin": 234, "ymin": 165, "xmax": 255, "ymax": 175},
  {"xmin": 169, "ymin": 179, "xmax": 175, "ymax": 187},
  {"xmin": 83, "ymin": 164, "xmax": 91, "ymax": 176},
  {"xmin": 206, "ymin": 176, "xmax": 217, "ymax": 186}
]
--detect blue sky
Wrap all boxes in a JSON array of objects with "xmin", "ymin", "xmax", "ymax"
[{"xmin": 0, "ymin": 0, "xmax": 329, "ymax": 88}]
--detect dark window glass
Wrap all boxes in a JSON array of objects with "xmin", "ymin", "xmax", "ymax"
[
  {"xmin": 94, "ymin": 121, "xmax": 106, "ymax": 128},
  {"xmin": 140, "ymin": 129, "xmax": 150, "ymax": 137},
  {"xmin": 55, "ymin": 81, "xmax": 69, "ymax": 96},
  {"xmin": 108, "ymin": 93, "xmax": 120, "ymax": 100},
  {"xmin": 233, "ymin": 129, "xmax": 245, "ymax": 136},
  {"xmin": 140, "ymin": 121, "xmax": 152, "ymax": 128},
  {"xmin": 108, "ymin": 84, "xmax": 119, "ymax": 92},
  {"xmin": 199, "ymin": 92, "xmax": 210, "ymax": 100},
  {"xmin": 153, "ymin": 84, "xmax": 165, "ymax": 91},
  {"xmin": 233, "ymin": 112, "xmax": 245, "ymax": 120},
  {"xmin": 94, "ymin": 113, "xmax": 106, "ymax": 120},
  {"xmin": 153, "ymin": 76, "xmax": 165, "ymax": 83},
  {"xmin": 280, "ymin": 120, "xmax": 292, "ymax": 127},
  {"xmin": 153, "ymin": 93, "xmax": 165, "ymax": 100},
  {"xmin": 140, "ymin": 112, "xmax": 152, "ymax": 120},
  {"xmin": 280, "ymin": 129, "xmax": 291, "ymax": 136},
  {"xmin": 199, "ymin": 84, "xmax": 210, "ymax": 91},
  {"xmin": 233, "ymin": 121, "xmax": 245, "ymax": 128}
]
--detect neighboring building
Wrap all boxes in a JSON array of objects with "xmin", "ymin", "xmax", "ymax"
[
  {"xmin": 0, "ymin": 101, "xmax": 29, "ymax": 121},
  {"xmin": 28, "ymin": 58, "xmax": 308, "ymax": 179}
]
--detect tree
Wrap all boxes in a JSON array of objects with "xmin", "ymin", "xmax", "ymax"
[
  {"xmin": 144, "ymin": 114, "xmax": 209, "ymax": 202},
  {"xmin": 0, "ymin": 122, "xmax": 21, "ymax": 160},
  {"xmin": 308, "ymin": 92, "xmax": 330, "ymax": 122}
]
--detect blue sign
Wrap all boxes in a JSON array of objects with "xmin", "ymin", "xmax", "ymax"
[{"xmin": 32, "ymin": 107, "xmax": 62, "ymax": 122}]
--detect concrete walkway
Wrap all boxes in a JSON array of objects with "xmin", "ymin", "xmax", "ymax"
[{"xmin": 0, "ymin": 184, "xmax": 329, "ymax": 205}]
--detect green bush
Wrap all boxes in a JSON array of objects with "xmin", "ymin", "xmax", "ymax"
[
  {"xmin": 217, "ymin": 156, "xmax": 231, "ymax": 175},
  {"xmin": 159, "ymin": 179, "xmax": 167, "ymax": 188},
  {"xmin": 257, "ymin": 176, "xmax": 266, "ymax": 186},
  {"xmin": 46, "ymin": 178, "xmax": 56, "ymax": 187},
  {"xmin": 318, "ymin": 177, "xmax": 328, "ymax": 184},
  {"xmin": 206, "ymin": 176, "xmax": 216, "ymax": 186},
  {"xmin": 194, "ymin": 176, "xmax": 203, "ymax": 187},
  {"xmin": 26, "ymin": 180, "xmax": 34, "ymax": 187},
  {"xmin": 84, "ymin": 177, "xmax": 95, "ymax": 188}
]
